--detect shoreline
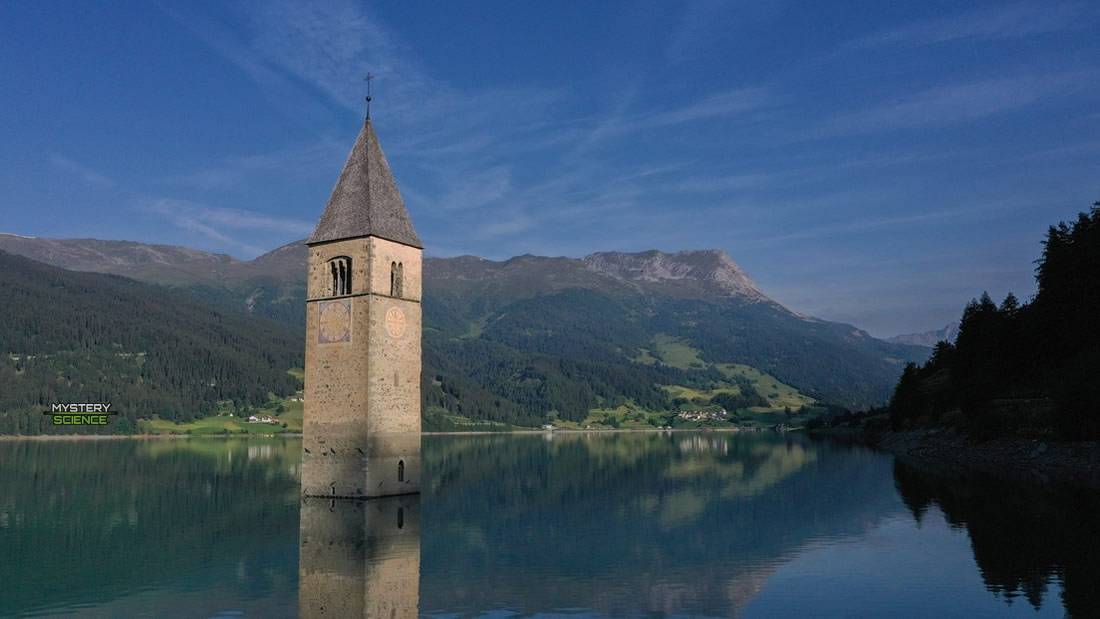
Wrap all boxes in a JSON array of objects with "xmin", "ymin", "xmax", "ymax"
[
  {"xmin": 0, "ymin": 433, "xmax": 304, "ymax": 441},
  {"xmin": 423, "ymin": 427, "xmax": 750, "ymax": 436},
  {"xmin": 0, "ymin": 427, "xmax": 762, "ymax": 440},
  {"xmin": 863, "ymin": 427, "xmax": 1100, "ymax": 489}
]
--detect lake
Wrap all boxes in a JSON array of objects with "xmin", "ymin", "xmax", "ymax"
[{"xmin": 1, "ymin": 432, "xmax": 1097, "ymax": 618}]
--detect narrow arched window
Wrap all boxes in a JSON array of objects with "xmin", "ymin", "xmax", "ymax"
[
  {"xmin": 390, "ymin": 261, "xmax": 397, "ymax": 296},
  {"xmin": 327, "ymin": 257, "xmax": 352, "ymax": 296},
  {"xmin": 396, "ymin": 262, "xmax": 404, "ymax": 297},
  {"xmin": 397, "ymin": 507, "xmax": 404, "ymax": 529},
  {"xmin": 398, "ymin": 459, "xmax": 405, "ymax": 482}
]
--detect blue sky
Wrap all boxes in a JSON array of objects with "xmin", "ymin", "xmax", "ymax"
[{"xmin": 1, "ymin": 1, "xmax": 1097, "ymax": 337}]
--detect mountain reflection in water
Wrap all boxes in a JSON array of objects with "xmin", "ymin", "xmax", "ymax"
[
  {"xmin": 418, "ymin": 432, "xmax": 898, "ymax": 617},
  {"xmin": 0, "ymin": 433, "xmax": 1098, "ymax": 617}
]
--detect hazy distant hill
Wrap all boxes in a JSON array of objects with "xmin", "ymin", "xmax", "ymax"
[
  {"xmin": 0, "ymin": 233, "xmax": 305, "ymax": 324},
  {"xmin": 0, "ymin": 234, "xmax": 929, "ymax": 422},
  {"xmin": 886, "ymin": 322, "xmax": 960, "ymax": 347},
  {"xmin": 0, "ymin": 233, "xmax": 241, "ymax": 283},
  {"xmin": 0, "ymin": 250, "xmax": 302, "ymax": 435}
]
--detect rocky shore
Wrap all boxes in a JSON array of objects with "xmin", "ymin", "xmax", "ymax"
[{"xmin": 870, "ymin": 427, "xmax": 1100, "ymax": 489}]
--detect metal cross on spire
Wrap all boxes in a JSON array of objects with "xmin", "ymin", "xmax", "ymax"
[{"xmin": 364, "ymin": 72, "xmax": 374, "ymax": 119}]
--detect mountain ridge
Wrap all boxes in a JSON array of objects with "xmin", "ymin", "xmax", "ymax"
[
  {"xmin": 583, "ymin": 248, "xmax": 773, "ymax": 302},
  {"xmin": 0, "ymin": 233, "xmax": 930, "ymax": 414},
  {"xmin": 886, "ymin": 322, "xmax": 960, "ymax": 347},
  {"xmin": 0, "ymin": 234, "xmax": 809, "ymax": 317}
]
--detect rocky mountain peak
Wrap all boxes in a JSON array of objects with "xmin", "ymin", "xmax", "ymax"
[{"xmin": 582, "ymin": 249, "xmax": 770, "ymax": 301}]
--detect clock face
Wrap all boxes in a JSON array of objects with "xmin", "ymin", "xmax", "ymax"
[
  {"xmin": 318, "ymin": 300, "xmax": 351, "ymax": 344},
  {"xmin": 384, "ymin": 307, "xmax": 407, "ymax": 339}
]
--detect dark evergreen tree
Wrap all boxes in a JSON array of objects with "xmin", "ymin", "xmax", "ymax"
[{"xmin": 883, "ymin": 200, "xmax": 1100, "ymax": 438}]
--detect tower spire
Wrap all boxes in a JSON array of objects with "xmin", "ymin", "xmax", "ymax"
[
  {"xmin": 308, "ymin": 93, "xmax": 422, "ymax": 248},
  {"xmin": 364, "ymin": 72, "xmax": 373, "ymax": 119}
]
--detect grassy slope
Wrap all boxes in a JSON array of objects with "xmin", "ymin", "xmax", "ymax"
[
  {"xmin": 569, "ymin": 335, "xmax": 822, "ymax": 429},
  {"xmin": 139, "ymin": 369, "xmax": 305, "ymax": 435},
  {"xmin": 1, "ymin": 241, "xmax": 926, "ymax": 432}
]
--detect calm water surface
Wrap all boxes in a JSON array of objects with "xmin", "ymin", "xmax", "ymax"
[{"xmin": 1, "ymin": 432, "xmax": 1097, "ymax": 618}]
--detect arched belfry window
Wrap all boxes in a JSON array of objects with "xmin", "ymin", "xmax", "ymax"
[
  {"xmin": 390, "ymin": 261, "xmax": 404, "ymax": 297},
  {"xmin": 398, "ymin": 459, "xmax": 405, "ymax": 482},
  {"xmin": 328, "ymin": 257, "xmax": 352, "ymax": 296},
  {"xmin": 397, "ymin": 263, "xmax": 404, "ymax": 297}
]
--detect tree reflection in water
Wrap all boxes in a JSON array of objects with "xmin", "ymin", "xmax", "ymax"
[{"xmin": 893, "ymin": 459, "xmax": 1100, "ymax": 618}]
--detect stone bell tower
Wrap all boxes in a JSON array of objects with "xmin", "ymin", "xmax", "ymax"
[{"xmin": 302, "ymin": 113, "xmax": 422, "ymax": 499}]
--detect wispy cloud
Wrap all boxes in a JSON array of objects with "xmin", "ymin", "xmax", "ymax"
[
  {"xmin": 643, "ymin": 88, "xmax": 771, "ymax": 128},
  {"xmin": 144, "ymin": 198, "xmax": 313, "ymax": 257},
  {"xmin": 161, "ymin": 0, "xmax": 787, "ymax": 263},
  {"xmin": 160, "ymin": 4, "xmax": 334, "ymax": 129},
  {"xmin": 768, "ymin": 150, "xmax": 963, "ymax": 182},
  {"xmin": 571, "ymin": 86, "xmax": 771, "ymax": 157},
  {"xmin": 147, "ymin": 0, "xmax": 1097, "ymax": 337},
  {"xmin": 1016, "ymin": 139, "xmax": 1100, "ymax": 162},
  {"xmin": 200, "ymin": 0, "xmax": 562, "ymax": 140},
  {"xmin": 665, "ymin": 0, "xmax": 729, "ymax": 65},
  {"xmin": 49, "ymin": 154, "xmax": 115, "ymax": 189},
  {"xmin": 437, "ymin": 166, "xmax": 512, "ymax": 211},
  {"xmin": 582, "ymin": 88, "xmax": 771, "ymax": 147},
  {"xmin": 664, "ymin": 0, "xmax": 787, "ymax": 65},
  {"xmin": 240, "ymin": 0, "xmax": 410, "ymax": 114},
  {"xmin": 806, "ymin": 71, "xmax": 1094, "ymax": 139},
  {"xmin": 472, "ymin": 213, "xmax": 536, "ymax": 241},
  {"xmin": 193, "ymin": 206, "xmax": 314, "ymax": 236},
  {"xmin": 167, "ymin": 140, "xmax": 346, "ymax": 190},
  {"xmin": 846, "ymin": 2, "xmax": 1096, "ymax": 50},
  {"xmin": 667, "ymin": 173, "xmax": 769, "ymax": 194},
  {"xmin": 745, "ymin": 202, "xmax": 1012, "ymax": 248},
  {"xmin": 165, "ymin": 0, "xmax": 571, "ymax": 220}
]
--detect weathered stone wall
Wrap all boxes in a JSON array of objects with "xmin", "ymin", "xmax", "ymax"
[
  {"xmin": 366, "ymin": 295, "xmax": 421, "ymax": 433},
  {"xmin": 365, "ymin": 237, "xmax": 422, "ymax": 494},
  {"xmin": 307, "ymin": 238, "xmax": 371, "ymax": 299},
  {"xmin": 302, "ymin": 235, "xmax": 422, "ymax": 498},
  {"xmin": 364, "ymin": 432, "xmax": 421, "ymax": 497},
  {"xmin": 304, "ymin": 238, "xmax": 367, "ymax": 498},
  {"xmin": 368, "ymin": 236, "xmax": 422, "ymax": 301}
]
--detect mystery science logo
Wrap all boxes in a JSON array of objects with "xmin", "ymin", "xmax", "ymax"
[{"xmin": 42, "ymin": 403, "xmax": 117, "ymax": 425}]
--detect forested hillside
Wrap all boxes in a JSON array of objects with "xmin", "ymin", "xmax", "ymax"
[
  {"xmin": 886, "ymin": 201, "xmax": 1100, "ymax": 438},
  {"xmin": 0, "ymin": 251, "xmax": 302, "ymax": 434},
  {"xmin": 422, "ymin": 323, "xmax": 737, "ymax": 428},
  {"xmin": 419, "ymin": 283, "xmax": 926, "ymax": 427},
  {"xmin": 0, "ymin": 240, "xmax": 930, "ymax": 432}
]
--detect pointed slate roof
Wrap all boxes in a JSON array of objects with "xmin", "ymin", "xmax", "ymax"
[{"xmin": 308, "ymin": 118, "xmax": 422, "ymax": 248}]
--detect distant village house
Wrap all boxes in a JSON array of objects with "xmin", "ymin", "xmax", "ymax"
[{"xmin": 677, "ymin": 409, "xmax": 728, "ymax": 422}]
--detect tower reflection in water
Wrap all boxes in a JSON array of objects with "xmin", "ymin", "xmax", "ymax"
[{"xmin": 299, "ymin": 495, "xmax": 421, "ymax": 618}]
